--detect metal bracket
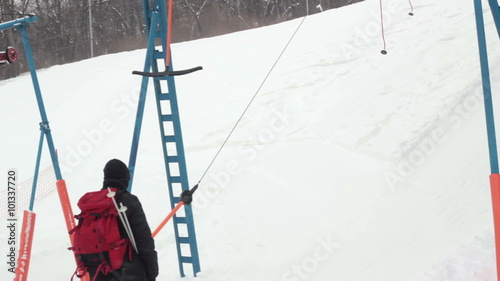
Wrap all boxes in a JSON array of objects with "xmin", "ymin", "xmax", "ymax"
[{"xmin": 39, "ymin": 121, "xmax": 50, "ymax": 131}]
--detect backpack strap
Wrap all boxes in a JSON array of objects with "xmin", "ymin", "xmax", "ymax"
[
  {"xmin": 85, "ymin": 256, "xmax": 112, "ymax": 281},
  {"xmin": 68, "ymin": 214, "xmax": 85, "ymax": 251},
  {"xmin": 68, "ymin": 213, "xmax": 85, "ymax": 236},
  {"xmin": 106, "ymin": 188, "xmax": 138, "ymax": 254},
  {"xmin": 70, "ymin": 261, "xmax": 89, "ymax": 281},
  {"xmin": 69, "ymin": 251, "xmax": 117, "ymax": 281},
  {"xmin": 70, "ymin": 268, "xmax": 79, "ymax": 281},
  {"xmin": 92, "ymin": 264, "xmax": 105, "ymax": 281}
]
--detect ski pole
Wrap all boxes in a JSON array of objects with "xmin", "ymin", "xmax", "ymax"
[
  {"xmin": 119, "ymin": 202, "xmax": 138, "ymax": 253},
  {"xmin": 107, "ymin": 188, "xmax": 138, "ymax": 253},
  {"xmin": 152, "ymin": 184, "xmax": 198, "ymax": 238}
]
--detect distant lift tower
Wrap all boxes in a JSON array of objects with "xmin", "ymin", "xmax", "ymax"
[{"xmin": 128, "ymin": 0, "xmax": 201, "ymax": 277}]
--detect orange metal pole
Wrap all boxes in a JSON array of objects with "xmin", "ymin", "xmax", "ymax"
[
  {"xmin": 56, "ymin": 179, "xmax": 76, "ymax": 232},
  {"xmin": 56, "ymin": 179, "xmax": 89, "ymax": 281},
  {"xmin": 152, "ymin": 201, "xmax": 184, "ymax": 238},
  {"xmin": 14, "ymin": 210, "xmax": 36, "ymax": 281},
  {"xmin": 166, "ymin": 0, "xmax": 173, "ymax": 67},
  {"xmin": 491, "ymin": 173, "xmax": 500, "ymax": 281}
]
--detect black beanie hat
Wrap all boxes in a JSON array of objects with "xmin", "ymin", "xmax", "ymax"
[{"xmin": 103, "ymin": 159, "xmax": 130, "ymax": 190}]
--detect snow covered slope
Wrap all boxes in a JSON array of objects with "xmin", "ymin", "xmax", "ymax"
[{"xmin": 1, "ymin": 0, "xmax": 500, "ymax": 280}]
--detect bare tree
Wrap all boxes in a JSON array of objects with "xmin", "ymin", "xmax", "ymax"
[
  {"xmin": 1, "ymin": 0, "xmax": 364, "ymax": 80},
  {"xmin": 181, "ymin": 0, "xmax": 208, "ymax": 38}
]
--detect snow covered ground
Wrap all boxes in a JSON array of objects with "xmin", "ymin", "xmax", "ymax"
[{"xmin": 1, "ymin": 0, "xmax": 500, "ymax": 280}]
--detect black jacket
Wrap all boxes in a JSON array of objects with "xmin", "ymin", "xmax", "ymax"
[{"xmin": 89, "ymin": 184, "xmax": 159, "ymax": 281}]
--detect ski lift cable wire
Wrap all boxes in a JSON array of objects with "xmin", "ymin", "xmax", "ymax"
[{"xmin": 196, "ymin": 15, "xmax": 308, "ymax": 185}]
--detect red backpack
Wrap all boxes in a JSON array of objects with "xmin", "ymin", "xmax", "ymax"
[{"xmin": 69, "ymin": 188, "xmax": 131, "ymax": 281}]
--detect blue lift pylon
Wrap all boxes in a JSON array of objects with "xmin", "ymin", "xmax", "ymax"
[
  {"xmin": 127, "ymin": 0, "xmax": 201, "ymax": 277},
  {"xmin": 474, "ymin": 1, "xmax": 500, "ymax": 280},
  {"xmin": 0, "ymin": 15, "xmax": 85, "ymax": 281}
]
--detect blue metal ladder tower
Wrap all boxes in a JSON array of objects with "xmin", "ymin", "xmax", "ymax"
[{"xmin": 127, "ymin": 0, "xmax": 201, "ymax": 277}]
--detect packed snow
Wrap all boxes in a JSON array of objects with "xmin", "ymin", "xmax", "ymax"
[{"xmin": 1, "ymin": 0, "xmax": 500, "ymax": 280}]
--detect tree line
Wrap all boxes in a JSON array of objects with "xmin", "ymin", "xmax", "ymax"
[{"xmin": 0, "ymin": 0, "xmax": 362, "ymax": 80}]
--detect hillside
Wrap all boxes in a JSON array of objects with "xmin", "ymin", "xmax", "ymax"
[{"xmin": 1, "ymin": 0, "xmax": 500, "ymax": 280}]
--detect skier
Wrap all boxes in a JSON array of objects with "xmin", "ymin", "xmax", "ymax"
[{"xmin": 88, "ymin": 158, "xmax": 159, "ymax": 281}]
